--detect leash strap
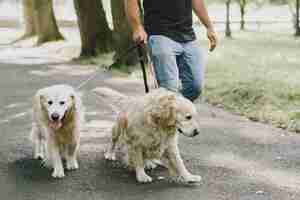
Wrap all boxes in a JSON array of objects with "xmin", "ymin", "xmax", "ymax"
[
  {"xmin": 137, "ymin": 46, "xmax": 150, "ymax": 93},
  {"xmin": 76, "ymin": 43, "xmax": 153, "ymax": 94},
  {"xmin": 76, "ymin": 44, "xmax": 140, "ymax": 90},
  {"xmin": 76, "ymin": 70, "xmax": 101, "ymax": 90}
]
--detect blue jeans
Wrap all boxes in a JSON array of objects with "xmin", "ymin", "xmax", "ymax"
[{"xmin": 148, "ymin": 35, "xmax": 205, "ymax": 101}]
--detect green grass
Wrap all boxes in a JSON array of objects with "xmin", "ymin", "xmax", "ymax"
[{"xmin": 203, "ymin": 31, "xmax": 300, "ymax": 132}]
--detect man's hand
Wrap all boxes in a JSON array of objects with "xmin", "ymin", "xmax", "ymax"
[
  {"xmin": 207, "ymin": 28, "xmax": 218, "ymax": 52},
  {"xmin": 133, "ymin": 26, "xmax": 148, "ymax": 44}
]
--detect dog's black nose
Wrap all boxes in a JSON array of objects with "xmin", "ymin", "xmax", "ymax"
[
  {"xmin": 51, "ymin": 113, "xmax": 60, "ymax": 121},
  {"xmin": 193, "ymin": 129, "xmax": 199, "ymax": 136}
]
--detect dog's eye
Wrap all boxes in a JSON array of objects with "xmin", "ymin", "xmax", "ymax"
[
  {"xmin": 59, "ymin": 101, "xmax": 65, "ymax": 105},
  {"xmin": 186, "ymin": 115, "xmax": 192, "ymax": 120},
  {"xmin": 48, "ymin": 101, "xmax": 53, "ymax": 105}
]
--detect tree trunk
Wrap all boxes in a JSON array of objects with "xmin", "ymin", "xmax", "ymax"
[
  {"xmin": 111, "ymin": 0, "xmax": 139, "ymax": 66},
  {"xmin": 74, "ymin": 0, "xmax": 113, "ymax": 57},
  {"xmin": 33, "ymin": 0, "xmax": 64, "ymax": 45},
  {"xmin": 239, "ymin": 0, "xmax": 246, "ymax": 30},
  {"xmin": 296, "ymin": 0, "xmax": 300, "ymax": 36},
  {"xmin": 13, "ymin": 0, "xmax": 64, "ymax": 45},
  {"xmin": 11, "ymin": 0, "xmax": 36, "ymax": 43},
  {"xmin": 225, "ymin": 0, "xmax": 232, "ymax": 38},
  {"xmin": 23, "ymin": 0, "xmax": 36, "ymax": 37}
]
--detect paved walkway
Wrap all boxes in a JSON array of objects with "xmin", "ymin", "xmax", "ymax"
[{"xmin": 0, "ymin": 42, "xmax": 300, "ymax": 200}]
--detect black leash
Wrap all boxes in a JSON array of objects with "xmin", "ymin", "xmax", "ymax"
[
  {"xmin": 76, "ymin": 43, "xmax": 150, "ymax": 93},
  {"xmin": 137, "ymin": 45, "xmax": 150, "ymax": 93}
]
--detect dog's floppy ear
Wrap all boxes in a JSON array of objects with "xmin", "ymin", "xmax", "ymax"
[
  {"xmin": 39, "ymin": 94, "xmax": 45, "ymax": 102},
  {"xmin": 145, "ymin": 94, "xmax": 177, "ymax": 130},
  {"xmin": 33, "ymin": 93, "xmax": 48, "ymax": 121},
  {"xmin": 70, "ymin": 92, "xmax": 82, "ymax": 112},
  {"xmin": 70, "ymin": 94, "xmax": 75, "ymax": 107},
  {"xmin": 36, "ymin": 94, "xmax": 46, "ymax": 109}
]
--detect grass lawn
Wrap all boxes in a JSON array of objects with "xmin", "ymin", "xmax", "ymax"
[{"xmin": 203, "ymin": 31, "xmax": 300, "ymax": 132}]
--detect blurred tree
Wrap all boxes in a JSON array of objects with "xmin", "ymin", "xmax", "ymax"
[
  {"xmin": 281, "ymin": 0, "xmax": 300, "ymax": 36},
  {"xmin": 225, "ymin": 0, "xmax": 232, "ymax": 37},
  {"xmin": 21, "ymin": 0, "xmax": 36, "ymax": 38},
  {"xmin": 111, "ymin": 0, "xmax": 139, "ymax": 65},
  {"xmin": 13, "ymin": 0, "xmax": 64, "ymax": 44},
  {"xmin": 215, "ymin": 0, "xmax": 232, "ymax": 37},
  {"xmin": 296, "ymin": 0, "xmax": 300, "ymax": 36},
  {"xmin": 74, "ymin": 0, "xmax": 112, "ymax": 57},
  {"xmin": 237, "ymin": 0, "xmax": 246, "ymax": 30},
  {"xmin": 236, "ymin": 0, "xmax": 265, "ymax": 31},
  {"xmin": 33, "ymin": 0, "xmax": 64, "ymax": 45}
]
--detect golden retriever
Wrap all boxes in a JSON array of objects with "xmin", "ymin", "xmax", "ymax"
[
  {"xmin": 94, "ymin": 87, "xmax": 201, "ymax": 183},
  {"xmin": 30, "ymin": 84, "xmax": 83, "ymax": 178}
]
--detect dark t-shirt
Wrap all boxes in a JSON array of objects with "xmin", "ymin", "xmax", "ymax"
[{"xmin": 143, "ymin": 0, "xmax": 196, "ymax": 42}]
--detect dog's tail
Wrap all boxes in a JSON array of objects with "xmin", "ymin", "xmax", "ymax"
[{"xmin": 93, "ymin": 87, "xmax": 131, "ymax": 113}]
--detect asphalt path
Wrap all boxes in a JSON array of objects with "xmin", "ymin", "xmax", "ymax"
[{"xmin": 1, "ymin": 45, "xmax": 300, "ymax": 200}]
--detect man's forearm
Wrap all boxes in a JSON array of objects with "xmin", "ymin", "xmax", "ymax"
[
  {"xmin": 192, "ymin": 0, "xmax": 214, "ymax": 30},
  {"xmin": 124, "ymin": 0, "xmax": 143, "ymax": 31}
]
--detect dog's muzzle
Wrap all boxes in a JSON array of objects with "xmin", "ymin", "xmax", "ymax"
[
  {"xmin": 192, "ymin": 129, "xmax": 199, "ymax": 137},
  {"xmin": 49, "ymin": 113, "xmax": 63, "ymax": 130},
  {"xmin": 177, "ymin": 128, "xmax": 199, "ymax": 137},
  {"xmin": 51, "ymin": 113, "xmax": 60, "ymax": 121}
]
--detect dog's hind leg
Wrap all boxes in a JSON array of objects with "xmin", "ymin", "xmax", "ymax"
[
  {"xmin": 105, "ymin": 124, "xmax": 120, "ymax": 161},
  {"xmin": 105, "ymin": 112, "xmax": 128, "ymax": 160}
]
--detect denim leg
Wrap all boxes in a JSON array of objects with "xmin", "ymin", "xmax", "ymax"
[
  {"xmin": 148, "ymin": 35, "xmax": 183, "ymax": 92},
  {"xmin": 178, "ymin": 41, "xmax": 205, "ymax": 101}
]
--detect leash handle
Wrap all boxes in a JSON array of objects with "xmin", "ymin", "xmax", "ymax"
[{"xmin": 137, "ymin": 45, "xmax": 150, "ymax": 93}]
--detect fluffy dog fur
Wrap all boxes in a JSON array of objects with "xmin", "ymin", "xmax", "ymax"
[
  {"xmin": 30, "ymin": 84, "xmax": 83, "ymax": 178},
  {"xmin": 94, "ymin": 87, "xmax": 202, "ymax": 183}
]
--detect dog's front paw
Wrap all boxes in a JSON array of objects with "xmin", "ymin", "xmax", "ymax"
[
  {"xmin": 136, "ymin": 171, "xmax": 153, "ymax": 183},
  {"xmin": 52, "ymin": 167, "xmax": 65, "ymax": 178},
  {"xmin": 104, "ymin": 150, "xmax": 116, "ymax": 161},
  {"xmin": 66, "ymin": 158, "xmax": 79, "ymax": 170},
  {"xmin": 182, "ymin": 174, "xmax": 202, "ymax": 183}
]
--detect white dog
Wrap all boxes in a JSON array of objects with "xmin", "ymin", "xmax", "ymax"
[
  {"xmin": 94, "ymin": 87, "xmax": 202, "ymax": 183},
  {"xmin": 30, "ymin": 84, "xmax": 83, "ymax": 178}
]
